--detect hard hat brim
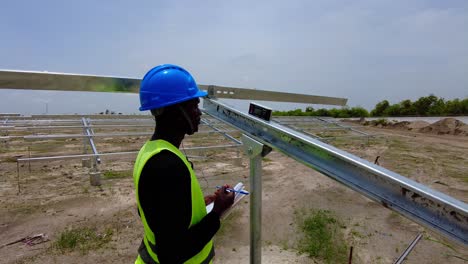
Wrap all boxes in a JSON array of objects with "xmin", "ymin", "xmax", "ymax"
[{"xmin": 139, "ymin": 89, "xmax": 208, "ymax": 111}]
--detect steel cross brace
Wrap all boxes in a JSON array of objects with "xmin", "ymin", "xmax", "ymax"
[{"xmin": 81, "ymin": 117, "xmax": 101, "ymax": 165}]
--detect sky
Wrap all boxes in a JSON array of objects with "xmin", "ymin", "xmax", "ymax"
[{"xmin": 0, "ymin": 0, "xmax": 467, "ymax": 115}]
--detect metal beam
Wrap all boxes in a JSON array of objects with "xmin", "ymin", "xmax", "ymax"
[
  {"xmin": 203, "ymin": 98, "xmax": 468, "ymax": 245},
  {"xmin": 3, "ymin": 124, "xmax": 220, "ymax": 131},
  {"xmin": 0, "ymin": 70, "xmax": 141, "ymax": 93},
  {"xmin": 317, "ymin": 117, "xmax": 370, "ymax": 136},
  {"xmin": 0, "ymin": 70, "xmax": 347, "ymax": 106},
  {"xmin": 3, "ymin": 118, "xmax": 153, "ymax": 125},
  {"xmin": 201, "ymin": 118, "xmax": 242, "ymax": 145},
  {"xmin": 273, "ymin": 121, "xmax": 323, "ymax": 140},
  {"xmin": 10, "ymin": 124, "xmax": 154, "ymax": 130},
  {"xmin": 16, "ymin": 144, "xmax": 242, "ymax": 162},
  {"xmin": 202, "ymin": 85, "xmax": 347, "ymax": 106},
  {"xmin": 21, "ymin": 130, "xmax": 238, "ymax": 141}
]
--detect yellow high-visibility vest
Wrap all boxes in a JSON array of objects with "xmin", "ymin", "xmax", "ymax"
[{"xmin": 133, "ymin": 139, "xmax": 214, "ymax": 264}]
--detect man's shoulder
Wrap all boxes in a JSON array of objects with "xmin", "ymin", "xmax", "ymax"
[
  {"xmin": 145, "ymin": 149, "xmax": 185, "ymax": 169},
  {"xmin": 140, "ymin": 149, "xmax": 191, "ymax": 186}
]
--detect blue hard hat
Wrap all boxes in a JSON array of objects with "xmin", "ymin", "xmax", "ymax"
[{"xmin": 139, "ymin": 64, "xmax": 207, "ymax": 111}]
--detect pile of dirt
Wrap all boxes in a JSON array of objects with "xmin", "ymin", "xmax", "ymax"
[
  {"xmin": 388, "ymin": 121, "xmax": 411, "ymax": 130},
  {"xmin": 387, "ymin": 120, "xmax": 431, "ymax": 131},
  {"xmin": 361, "ymin": 117, "xmax": 467, "ymax": 136},
  {"xmin": 408, "ymin": 120, "xmax": 430, "ymax": 130},
  {"xmin": 419, "ymin": 118, "xmax": 468, "ymax": 136},
  {"xmin": 340, "ymin": 118, "xmax": 362, "ymax": 124}
]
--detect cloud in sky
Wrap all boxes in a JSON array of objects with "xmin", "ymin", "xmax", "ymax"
[{"xmin": 0, "ymin": 0, "xmax": 467, "ymax": 114}]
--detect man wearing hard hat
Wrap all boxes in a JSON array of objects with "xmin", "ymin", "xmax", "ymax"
[{"xmin": 133, "ymin": 64, "xmax": 234, "ymax": 264}]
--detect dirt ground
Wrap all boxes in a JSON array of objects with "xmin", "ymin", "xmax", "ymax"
[{"xmin": 0, "ymin": 117, "xmax": 467, "ymax": 263}]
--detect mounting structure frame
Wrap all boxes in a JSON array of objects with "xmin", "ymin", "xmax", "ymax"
[
  {"xmin": 203, "ymin": 98, "xmax": 467, "ymax": 250},
  {"xmin": 1, "ymin": 69, "xmax": 467, "ymax": 264}
]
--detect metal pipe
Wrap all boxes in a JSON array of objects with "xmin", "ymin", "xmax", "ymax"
[
  {"xmin": 16, "ymin": 144, "xmax": 242, "ymax": 163},
  {"xmin": 321, "ymin": 134, "xmax": 376, "ymax": 141},
  {"xmin": 2, "ymin": 119, "xmax": 153, "ymax": 126},
  {"xmin": 201, "ymin": 118, "xmax": 242, "ymax": 145},
  {"xmin": 2, "ymin": 123, "xmax": 215, "ymax": 131},
  {"xmin": 22, "ymin": 129, "xmax": 237, "ymax": 140},
  {"xmin": 393, "ymin": 233, "xmax": 423, "ymax": 264},
  {"xmin": 4, "ymin": 124, "xmax": 154, "ymax": 130},
  {"xmin": 317, "ymin": 117, "xmax": 370, "ymax": 136},
  {"xmin": 275, "ymin": 126, "xmax": 360, "ymax": 131},
  {"xmin": 82, "ymin": 117, "xmax": 101, "ymax": 164},
  {"xmin": 274, "ymin": 122, "xmax": 323, "ymax": 140}
]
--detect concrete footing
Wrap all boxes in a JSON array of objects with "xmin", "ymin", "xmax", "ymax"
[
  {"xmin": 82, "ymin": 158, "xmax": 91, "ymax": 168},
  {"xmin": 89, "ymin": 171, "xmax": 101, "ymax": 186}
]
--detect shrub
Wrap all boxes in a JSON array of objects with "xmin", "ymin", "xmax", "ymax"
[
  {"xmin": 296, "ymin": 209, "xmax": 348, "ymax": 263},
  {"xmin": 54, "ymin": 226, "xmax": 113, "ymax": 253}
]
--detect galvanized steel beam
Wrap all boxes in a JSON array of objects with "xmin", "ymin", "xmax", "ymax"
[
  {"xmin": 7, "ymin": 124, "xmax": 154, "ymax": 130},
  {"xmin": 0, "ymin": 70, "xmax": 141, "ymax": 93},
  {"xmin": 202, "ymin": 85, "xmax": 347, "ymax": 106},
  {"xmin": 22, "ymin": 130, "xmax": 238, "ymax": 140},
  {"xmin": 201, "ymin": 118, "xmax": 242, "ymax": 145},
  {"xmin": 0, "ymin": 70, "xmax": 347, "ymax": 106},
  {"xmin": 317, "ymin": 117, "xmax": 370, "ymax": 136},
  {"xmin": 16, "ymin": 144, "xmax": 242, "ymax": 162},
  {"xmin": 273, "ymin": 121, "xmax": 323, "ymax": 140},
  {"xmin": 203, "ymin": 98, "xmax": 468, "ymax": 245}
]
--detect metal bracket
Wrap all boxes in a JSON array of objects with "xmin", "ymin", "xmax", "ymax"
[{"xmin": 242, "ymin": 134, "xmax": 272, "ymax": 158}]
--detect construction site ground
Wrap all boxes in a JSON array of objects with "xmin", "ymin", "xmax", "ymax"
[{"xmin": 0, "ymin": 118, "xmax": 467, "ymax": 263}]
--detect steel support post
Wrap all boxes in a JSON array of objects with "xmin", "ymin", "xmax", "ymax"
[
  {"xmin": 81, "ymin": 118, "xmax": 90, "ymax": 168},
  {"xmin": 82, "ymin": 118, "xmax": 88, "ymax": 154},
  {"xmin": 2, "ymin": 118, "xmax": 8, "ymax": 136},
  {"xmin": 242, "ymin": 134, "xmax": 272, "ymax": 264}
]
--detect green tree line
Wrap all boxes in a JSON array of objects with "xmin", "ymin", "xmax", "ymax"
[{"xmin": 272, "ymin": 95, "xmax": 468, "ymax": 118}]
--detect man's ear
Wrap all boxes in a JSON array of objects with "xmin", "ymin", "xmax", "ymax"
[{"xmin": 150, "ymin": 108, "xmax": 165, "ymax": 117}]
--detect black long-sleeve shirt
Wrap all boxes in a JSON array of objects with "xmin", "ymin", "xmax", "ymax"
[{"xmin": 138, "ymin": 149, "xmax": 220, "ymax": 263}]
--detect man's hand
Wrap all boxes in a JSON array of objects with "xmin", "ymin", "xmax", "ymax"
[
  {"xmin": 212, "ymin": 185, "xmax": 234, "ymax": 217},
  {"xmin": 204, "ymin": 194, "xmax": 217, "ymax": 205}
]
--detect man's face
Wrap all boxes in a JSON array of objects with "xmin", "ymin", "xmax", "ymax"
[{"xmin": 181, "ymin": 98, "xmax": 202, "ymax": 135}]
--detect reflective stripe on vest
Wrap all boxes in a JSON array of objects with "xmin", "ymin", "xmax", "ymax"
[
  {"xmin": 137, "ymin": 239, "xmax": 215, "ymax": 264},
  {"xmin": 133, "ymin": 140, "xmax": 214, "ymax": 264}
]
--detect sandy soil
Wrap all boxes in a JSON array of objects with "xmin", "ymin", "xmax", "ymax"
[{"xmin": 0, "ymin": 118, "xmax": 467, "ymax": 263}]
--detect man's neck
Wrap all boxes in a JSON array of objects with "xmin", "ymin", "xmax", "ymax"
[{"xmin": 152, "ymin": 131, "xmax": 184, "ymax": 148}]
